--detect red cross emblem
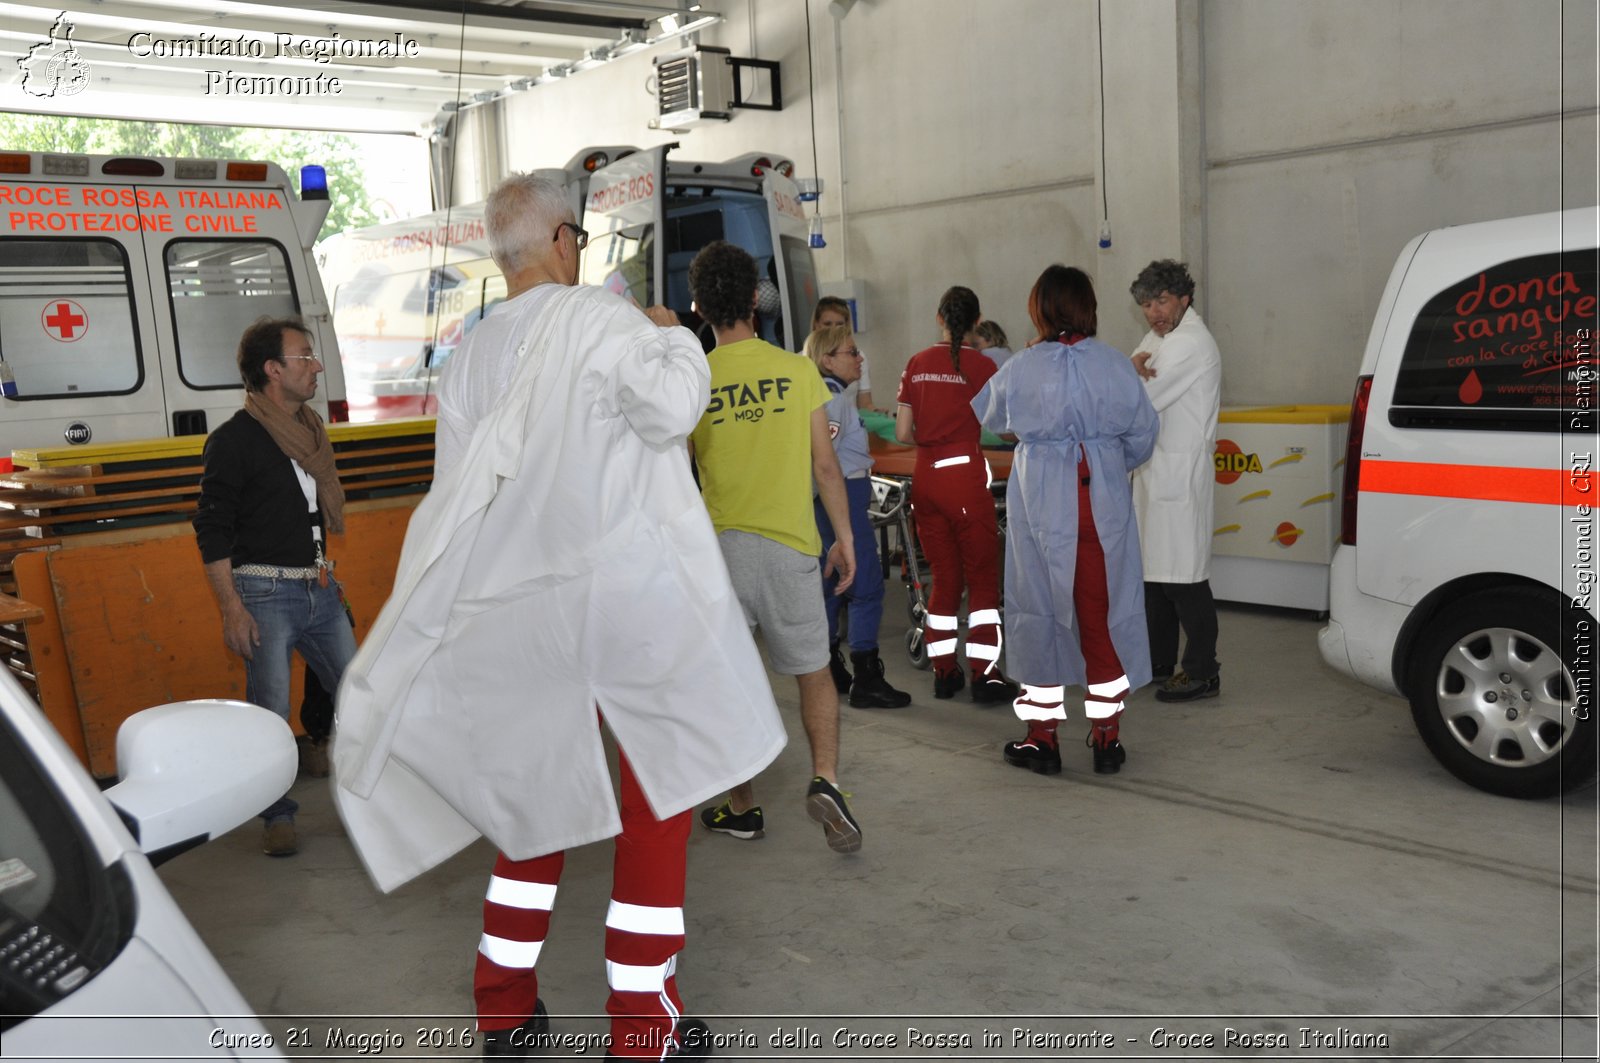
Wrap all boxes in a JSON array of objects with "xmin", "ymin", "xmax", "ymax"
[{"xmin": 42, "ymin": 300, "xmax": 88, "ymax": 343}]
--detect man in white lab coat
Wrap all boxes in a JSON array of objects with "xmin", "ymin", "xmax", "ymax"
[
  {"xmin": 1129, "ymin": 259, "xmax": 1224, "ymax": 702},
  {"xmin": 333, "ymin": 172, "xmax": 784, "ymax": 1060}
]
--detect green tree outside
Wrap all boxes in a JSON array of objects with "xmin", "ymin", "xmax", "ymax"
[{"xmin": 0, "ymin": 114, "xmax": 382, "ymax": 240}]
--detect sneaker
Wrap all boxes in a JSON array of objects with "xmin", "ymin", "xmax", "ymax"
[
  {"xmin": 932, "ymin": 669, "xmax": 966, "ymax": 699},
  {"xmin": 297, "ymin": 735, "xmax": 330, "ymax": 778},
  {"xmin": 805, "ymin": 777, "xmax": 862, "ymax": 854},
  {"xmin": 848, "ymin": 649, "xmax": 911, "ymax": 708},
  {"xmin": 699, "ymin": 801, "xmax": 764, "ymax": 839},
  {"xmin": 970, "ymin": 672, "xmax": 1020, "ymax": 705},
  {"xmin": 1155, "ymin": 673, "xmax": 1221, "ymax": 702},
  {"xmin": 262, "ymin": 817, "xmax": 297, "ymax": 857},
  {"xmin": 1002, "ymin": 736, "xmax": 1062, "ymax": 775},
  {"xmin": 483, "ymin": 998, "xmax": 549, "ymax": 1057}
]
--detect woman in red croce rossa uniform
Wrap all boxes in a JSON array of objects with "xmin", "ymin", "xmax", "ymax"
[{"xmin": 895, "ymin": 286, "xmax": 1019, "ymax": 704}]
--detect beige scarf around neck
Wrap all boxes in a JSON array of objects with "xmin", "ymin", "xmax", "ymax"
[{"xmin": 244, "ymin": 391, "xmax": 345, "ymax": 535}]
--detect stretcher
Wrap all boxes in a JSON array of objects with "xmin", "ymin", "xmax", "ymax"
[{"xmin": 865, "ymin": 435, "xmax": 1011, "ymax": 669}]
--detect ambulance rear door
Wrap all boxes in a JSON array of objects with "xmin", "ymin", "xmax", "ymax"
[
  {"xmin": 762, "ymin": 169, "xmax": 819, "ymax": 352},
  {"xmin": 577, "ymin": 147, "xmax": 668, "ymax": 308},
  {"xmin": 141, "ymin": 172, "xmax": 327, "ymax": 437},
  {"xmin": 0, "ymin": 173, "xmax": 169, "ymax": 462},
  {"xmin": 318, "ymin": 204, "xmax": 499, "ymax": 422}
]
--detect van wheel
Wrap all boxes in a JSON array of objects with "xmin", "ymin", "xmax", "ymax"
[{"xmin": 1407, "ymin": 590, "xmax": 1596, "ymax": 798}]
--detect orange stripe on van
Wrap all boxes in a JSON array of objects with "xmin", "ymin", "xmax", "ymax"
[{"xmin": 1362, "ymin": 459, "xmax": 1594, "ymax": 506}]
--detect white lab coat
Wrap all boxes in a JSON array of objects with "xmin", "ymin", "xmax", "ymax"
[
  {"xmin": 1130, "ymin": 309, "xmax": 1222, "ymax": 584},
  {"xmin": 333, "ymin": 284, "xmax": 786, "ymax": 893}
]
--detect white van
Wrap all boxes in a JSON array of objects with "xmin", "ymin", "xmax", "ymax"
[
  {"xmin": 0, "ymin": 152, "xmax": 346, "ymax": 469},
  {"xmin": 317, "ymin": 144, "xmax": 819, "ymax": 421},
  {"xmin": 1319, "ymin": 206, "xmax": 1598, "ymax": 797}
]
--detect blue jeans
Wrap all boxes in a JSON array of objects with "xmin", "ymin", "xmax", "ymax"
[
  {"xmin": 815, "ymin": 476, "xmax": 886, "ymax": 653},
  {"xmin": 236, "ymin": 572, "xmax": 357, "ymax": 821}
]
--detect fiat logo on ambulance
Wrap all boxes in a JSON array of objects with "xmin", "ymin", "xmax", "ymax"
[
  {"xmin": 1213, "ymin": 439, "xmax": 1263, "ymax": 485},
  {"xmin": 64, "ymin": 422, "xmax": 91, "ymax": 445}
]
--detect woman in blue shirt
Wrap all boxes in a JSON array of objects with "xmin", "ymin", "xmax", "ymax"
[{"xmin": 807, "ymin": 324, "xmax": 911, "ymax": 709}]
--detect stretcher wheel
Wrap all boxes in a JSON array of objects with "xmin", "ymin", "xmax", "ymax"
[
  {"xmin": 906, "ymin": 626, "xmax": 931, "ymax": 670},
  {"xmin": 907, "ymin": 590, "xmax": 924, "ymax": 625}
]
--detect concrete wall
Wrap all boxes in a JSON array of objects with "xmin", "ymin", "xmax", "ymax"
[
  {"xmin": 1203, "ymin": 0, "xmax": 1598, "ymax": 404},
  {"xmin": 448, "ymin": 0, "xmax": 1598, "ymax": 408}
]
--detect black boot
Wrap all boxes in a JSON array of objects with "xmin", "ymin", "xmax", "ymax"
[
  {"xmin": 1003, "ymin": 724, "xmax": 1062, "ymax": 774},
  {"xmin": 482, "ymin": 999, "xmax": 549, "ymax": 1058},
  {"xmin": 933, "ymin": 668, "xmax": 966, "ymax": 699},
  {"xmin": 1087, "ymin": 713, "xmax": 1127, "ymax": 775},
  {"xmin": 828, "ymin": 641, "xmax": 853, "ymax": 693},
  {"xmin": 605, "ymin": 1017, "xmax": 714, "ymax": 1060},
  {"xmin": 848, "ymin": 648, "xmax": 912, "ymax": 708},
  {"xmin": 970, "ymin": 671, "xmax": 1020, "ymax": 705}
]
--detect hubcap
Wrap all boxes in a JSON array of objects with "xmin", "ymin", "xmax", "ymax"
[{"xmin": 1435, "ymin": 626, "xmax": 1574, "ymax": 767}]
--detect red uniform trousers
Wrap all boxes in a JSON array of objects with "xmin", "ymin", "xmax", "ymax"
[
  {"xmin": 474, "ymin": 746, "xmax": 693, "ymax": 1060},
  {"xmin": 1074, "ymin": 456, "xmax": 1130, "ymax": 719},
  {"xmin": 913, "ymin": 446, "xmax": 1003, "ymax": 677},
  {"xmin": 1013, "ymin": 456, "xmax": 1130, "ymax": 722}
]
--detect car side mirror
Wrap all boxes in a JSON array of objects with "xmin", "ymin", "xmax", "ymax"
[{"xmin": 104, "ymin": 701, "xmax": 296, "ymax": 865}]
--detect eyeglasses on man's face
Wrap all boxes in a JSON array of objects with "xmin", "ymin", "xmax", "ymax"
[
  {"xmin": 281, "ymin": 355, "xmax": 320, "ymax": 364},
  {"xmin": 555, "ymin": 221, "xmax": 589, "ymax": 251}
]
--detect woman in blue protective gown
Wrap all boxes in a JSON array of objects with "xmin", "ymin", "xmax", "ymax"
[{"xmin": 972, "ymin": 265, "xmax": 1159, "ymax": 775}]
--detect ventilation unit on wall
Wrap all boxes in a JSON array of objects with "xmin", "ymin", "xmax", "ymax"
[
  {"xmin": 652, "ymin": 45, "xmax": 733, "ymax": 130},
  {"xmin": 650, "ymin": 46, "xmax": 782, "ymax": 132}
]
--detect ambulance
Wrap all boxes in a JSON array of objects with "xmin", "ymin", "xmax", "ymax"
[
  {"xmin": 0, "ymin": 151, "xmax": 346, "ymax": 469},
  {"xmin": 317, "ymin": 144, "xmax": 820, "ymax": 420},
  {"xmin": 1319, "ymin": 206, "xmax": 1598, "ymax": 797}
]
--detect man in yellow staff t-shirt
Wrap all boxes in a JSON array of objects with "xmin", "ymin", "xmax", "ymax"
[{"xmin": 687, "ymin": 240, "xmax": 863, "ymax": 855}]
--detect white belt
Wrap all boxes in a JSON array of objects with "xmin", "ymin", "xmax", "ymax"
[
  {"xmin": 235, "ymin": 563, "xmax": 320, "ymax": 580},
  {"xmin": 931, "ymin": 454, "xmax": 972, "ymax": 469}
]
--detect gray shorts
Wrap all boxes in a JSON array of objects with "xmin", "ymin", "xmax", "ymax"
[{"xmin": 718, "ymin": 529, "xmax": 829, "ymax": 675}]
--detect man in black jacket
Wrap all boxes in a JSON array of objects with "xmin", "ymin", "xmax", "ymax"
[{"xmin": 194, "ymin": 316, "xmax": 355, "ymax": 857}]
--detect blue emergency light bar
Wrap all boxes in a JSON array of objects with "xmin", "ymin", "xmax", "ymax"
[{"xmin": 300, "ymin": 165, "xmax": 329, "ymax": 201}]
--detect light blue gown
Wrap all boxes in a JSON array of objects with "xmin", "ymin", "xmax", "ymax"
[{"xmin": 972, "ymin": 336, "xmax": 1159, "ymax": 688}]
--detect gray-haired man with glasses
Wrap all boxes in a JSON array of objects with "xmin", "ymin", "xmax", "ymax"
[{"xmin": 333, "ymin": 172, "xmax": 783, "ymax": 1060}]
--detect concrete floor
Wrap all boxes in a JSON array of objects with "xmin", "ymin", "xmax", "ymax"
[{"xmin": 158, "ymin": 603, "xmax": 1599, "ymax": 1061}]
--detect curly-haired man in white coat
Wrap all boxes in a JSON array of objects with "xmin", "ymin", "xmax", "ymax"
[{"xmin": 1129, "ymin": 259, "xmax": 1224, "ymax": 702}]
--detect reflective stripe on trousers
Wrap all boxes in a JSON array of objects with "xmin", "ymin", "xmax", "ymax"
[
  {"xmin": 1013, "ymin": 682, "xmax": 1066, "ymax": 721},
  {"xmin": 965, "ymin": 607, "xmax": 1003, "ymax": 675},
  {"xmin": 474, "ymin": 746, "xmax": 692, "ymax": 1060},
  {"xmin": 1085, "ymin": 676, "xmax": 1129, "ymax": 719}
]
